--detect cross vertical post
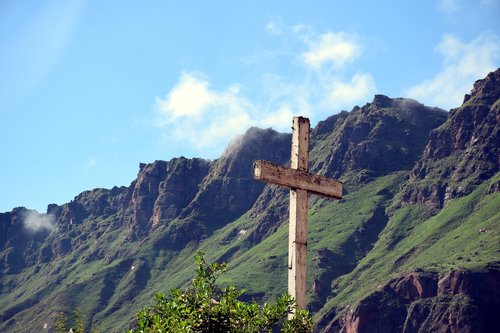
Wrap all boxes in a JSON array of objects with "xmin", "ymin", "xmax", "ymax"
[
  {"xmin": 288, "ymin": 117, "xmax": 310, "ymax": 313},
  {"xmin": 253, "ymin": 116, "xmax": 342, "ymax": 317}
]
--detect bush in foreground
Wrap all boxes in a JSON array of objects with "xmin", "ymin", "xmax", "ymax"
[{"xmin": 129, "ymin": 251, "xmax": 312, "ymax": 332}]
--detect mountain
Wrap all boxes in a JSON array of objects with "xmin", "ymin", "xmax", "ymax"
[
  {"xmin": 315, "ymin": 69, "xmax": 500, "ymax": 332},
  {"xmin": 401, "ymin": 70, "xmax": 500, "ymax": 214},
  {"xmin": 1, "ymin": 70, "xmax": 498, "ymax": 332}
]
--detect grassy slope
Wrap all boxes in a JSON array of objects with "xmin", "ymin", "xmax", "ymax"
[
  {"xmin": 317, "ymin": 171, "xmax": 500, "ymax": 318},
  {"xmin": 1, "ymin": 172, "xmax": 498, "ymax": 332},
  {"xmin": 98, "ymin": 172, "xmax": 406, "ymax": 330}
]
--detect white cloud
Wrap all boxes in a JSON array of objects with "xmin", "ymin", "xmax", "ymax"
[
  {"xmin": 265, "ymin": 19, "xmax": 283, "ymax": 36},
  {"xmin": 301, "ymin": 32, "xmax": 360, "ymax": 70},
  {"xmin": 155, "ymin": 72, "xmax": 215, "ymax": 125},
  {"xmin": 23, "ymin": 211, "xmax": 56, "ymax": 233},
  {"xmin": 155, "ymin": 72, "xmax": 300, "ymax": 151},
  {"xmin": 155, "ymin": 24, "xmax": 376, "ymax": 154},
  {"xmin": 405, "ymin": 33, "xmax": 500, "ymax": 109},
  {"xmin": 155, "ymin": 70, "xmax": 375, "ymax": 154},
  {"xmin": 259, "ymin": 105, "xmax": 295, "ymax": 128},
  {"xmin": 326, "ymin": 73, "xmax": 376, "ymax": 108},
  {"xmin": 244, "ymin": 22, "xmax": 374, "ymax": 115},
  {"xmin": 84, "ymin": 157, "xmax": 97, "ymax": 171},
  {"xmin": 156, "ymin": 73, "xmax": 252, "ymax": 149}
]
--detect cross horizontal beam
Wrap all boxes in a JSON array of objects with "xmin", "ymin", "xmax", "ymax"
[{"xmin": 253, "ymin": 160, "xmax": 342, "ymax": 199}]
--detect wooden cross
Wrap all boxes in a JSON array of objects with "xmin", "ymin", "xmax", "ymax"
[{"xmin": 253, "ymin": 116, "xmax": 342, "ymax": 313}]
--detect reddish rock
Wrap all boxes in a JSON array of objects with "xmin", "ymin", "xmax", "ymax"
[
  {"xmin": 437, "ymin": 268, "xmax": 500, "ymax": 304},
  {"xmin": 389, "ymin": 271, "xmax": 437, "ymax": 302},
  {"xmin": 316, "ymin": 267, "xmax": 500, "ymax": 333}
]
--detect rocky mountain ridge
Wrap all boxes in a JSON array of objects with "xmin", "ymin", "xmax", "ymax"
[
  {"xmin": 310, "ymin": 95, "xmax": 447, "ymax": 182},
  {"xmin": 401, "ymin": 69, "xmax": 500, "ymax": 214},
  {"xmin": 0, "ymin": 70, "xmax": 499, "ymax": 332}
]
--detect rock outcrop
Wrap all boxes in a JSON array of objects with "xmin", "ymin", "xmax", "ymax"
[
  {"xmin": 182, "ymin": 127, "xmax": 290, "ymax": 225},
  {"xmin": 129, "ymin": 157, "xmax": 212, "ymax": 231},
  {"xmin": 310, "ymin": 95, "xmax": 448, "ymax": 182},
  {"xmin": 316, "ymin": 266, "xmax": 500, "ymax": 333},
  {"xmin": 401, "ymin": 69, "xmax": 500, "ymax": 213}
]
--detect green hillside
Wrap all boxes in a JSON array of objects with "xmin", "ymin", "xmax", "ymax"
[{"xmin": 1, "ymin": 70, "xmax": 498, "ymax": 332}]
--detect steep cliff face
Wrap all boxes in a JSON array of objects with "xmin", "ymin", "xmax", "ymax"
[
  {"xmin": 401, "ymin": 69, "xmax": 500, "ymax": 213},
  {"xmin": 129, "ymin": 157, "xmax": 212, "ymax": 231},
  {"xmin": 180, "ymin": 127, "xmax": 290, "ymax": 228},
  {"xmin": 54, "ymin": 186, "xmax": 130, "ymax": 227},
  {"xmin": 313, "ymin": 70, "xmax": 500, "ymax": 333},
  {"xmin": 316, "ymin": 266, "xmax": 500, "ymax": 333},
  {"xmin": 0, "ymin": 208, "xmax": 52, "ymax": 273},
  {"xmin": 150, "ymin": 158, "xmax": 213, "ymax": 227},
  {"xmin": 310, "ymin": 95, "xmax": 447, "ymax": 182}
]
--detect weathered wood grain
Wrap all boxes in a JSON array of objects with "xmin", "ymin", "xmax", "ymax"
[
  {"xmin": 288, "ymin": 117, "xmax": 310, "ymax": 312},
  {"xmin": 253, "ymin": 160, "xmax": 343, "ymax": 199},
  {"xmin": 252, "ymin": 116, "xmax": 342, "ymax": 315}
]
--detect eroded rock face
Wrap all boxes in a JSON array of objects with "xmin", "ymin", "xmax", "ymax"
[
  {"xmin": 401, "ymin": 69, "xmax": 500, "ymax": 213},
  {"xmin": 310, "ymin": 95, "xmax": 447, "ymax": 182},
  {"xmin": 150, "ymin": 158, "xmax": 212, "ymax": 227},
  {"xmin": 389, "ymin": 271, "xmax": 438, "ymax": 302},
  {"xmin": 116, "ymin": 157, "xmax": 214, "ymax": 246},
  {"xmin": 315, "ymin": 267, "xmax": 500, "ymax": 333},
  {"xmin": 148, "ymin": 127, "xmax": 292, "ymax": 249},
  {"xmin": 54, "ymin": 186, "xmax": 130, "ymax": 232},
  {"xmin": 130, "ymin": 160, "xmax": 169, "ymax": 229},
  {"xmin": 180, "ymin": 127, "xmax": 291, "ymax": 228},
  {"xmin": 437, "ymin": 268, "xmax": 500, "ymax": 303},
  {"xmin": 245, "ymin": 185, "xmax": 289, "ymax": 245},
  {"xmin": 129, "ymin": 158, "xmax": 211, "ymax": 230}
]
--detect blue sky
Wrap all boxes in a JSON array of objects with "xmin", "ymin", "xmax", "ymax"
[{"xmin": 1, "ymin": 0, "xmax": 499, "ymax": 213}]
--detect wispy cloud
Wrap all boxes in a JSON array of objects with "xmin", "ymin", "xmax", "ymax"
[
  {"xmin": 23, "ymin": 211, "xmax": 56, "ymax": 233},
  {"xmin": 405, "ymin": 33, "xmax": 500, "ymax": 109},
  {"xmin": 155, "ymin": 24, "xmax": 375, "ymax": 153},
  {"xmin": 155, "ymin": 72, "xmax": 298, "ymax": 150},
  {"xmin": 301, "ymin": 32, "xmax": 361, "ymax": 70},
  {"xmin": 296, "ymin": 27, "xmax": 375, "ymax": 109},
  {"xmin": 265, "ymin": 19, "xmax": 284, "ymax": 36},
  {"xmin": 1, "ymin": 0, "xmax": 85, "ymax": 97},
  {"xmin": 260, "ymin": 105, "xmax": 295, "ymax": 128},
  {"xmin": 326, "ymin": 73, "xmax": 376, "ymax": 108},
  {"xmin": 84, "ymin": 157, "xmax": 97, "ymax": 171}
]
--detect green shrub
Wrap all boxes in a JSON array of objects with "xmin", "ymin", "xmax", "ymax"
[
  {"xmin": 54, "ymin": 307, "xmax": 87, "ymax": 333},
  {"xmin": 129, "ymin": 251, "xmax": 313, "ymax": 332}
]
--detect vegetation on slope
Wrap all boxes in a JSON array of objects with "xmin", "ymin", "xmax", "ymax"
[{"xmin": 129, "ymin": 251, "xmax": 313, "ymax": 333}]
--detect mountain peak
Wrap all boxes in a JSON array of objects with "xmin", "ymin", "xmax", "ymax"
[
  {"xmin": 310, "ymin": 96, "xmax": 447, "ymax": 182},
  {"xmin": 222, "ymin": 127, "xmax": 289, "ymax": 161},
  {"xmin": 464, "ymin": 68, "xmax": 500, "ymax": 105},
  {"xmin": 372, "ymin": 94, "xmax": 393, "ymax": 108},
  {"xmin": 402, "ymin": 68, "xmax": 500, "ymax": 212}
]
